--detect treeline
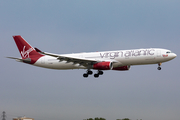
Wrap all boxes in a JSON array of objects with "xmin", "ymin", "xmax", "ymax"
[
  {"xmin": 85, "ymin": 118, "xmax": 131, "ymax": 120},
  {"xmin": 86, "ymin": 118, "xmax": 106, "ymax": 120}
]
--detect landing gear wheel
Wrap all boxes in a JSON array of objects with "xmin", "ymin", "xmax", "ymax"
[
  {"xmin": 94, "ymin": 74, "xmax": 99, "ymax": 78},
  {"xmin": 157, "ymin": 67, "xmax": 161, "ymax": 70},
  {"xmin": 83, "ymin": 73, "xmax": 88, "ymax": 78},
  {"xmin": 98, "ymin": 70, "xmax": 103, "ymax": 75},
  {"xmin": 87, "ymin": 70, "xmax": 93, "ymax": 75}
]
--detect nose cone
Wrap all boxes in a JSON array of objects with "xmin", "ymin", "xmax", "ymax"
[
  {"xmin": 173, "ymin": 53, "xmax": 177, "ymax": 58},
  {"xmin": 172, "ymin": 53, "xmax": 177, "ymax": 59}
]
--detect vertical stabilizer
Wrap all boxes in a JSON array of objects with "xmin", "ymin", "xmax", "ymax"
[{"xmin": 13, "ymin": 35, "xmax": 44, "ymax": 64}]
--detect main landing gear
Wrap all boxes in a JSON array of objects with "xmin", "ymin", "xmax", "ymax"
[
  {"xmin": 83, "ymin": 70, "xmax": 103, "ymax": 78},
  {"xmin": 83, "ymin": 70, "xmax": 93, "ymax": 78},
  {"xmin": 157, "ymin": 63, "xmax": 162, "ymax": 70},
  {"xmin": 94, "ymin": 70, "xmax": 103, "ymax": 78}
]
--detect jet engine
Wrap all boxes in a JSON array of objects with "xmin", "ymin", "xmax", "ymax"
[
  {"xmin": 93, "ymin": 62, "xmax": 113, "ymax": 70},
  {"xmin": 112, "ymin": 65, "xmax": 130, "ymax": 71}
]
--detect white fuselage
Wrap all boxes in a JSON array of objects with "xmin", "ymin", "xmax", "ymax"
[{"xmin": 34, "ymin": 48, "xmax": 176, "ymax": 70}]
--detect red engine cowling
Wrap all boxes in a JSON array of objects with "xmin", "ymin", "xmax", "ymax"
[
  {"xmin": 112, "ymin": 65, "xmax": 130, "ymax": 71},
  {"xmin": 93, "ymin": 62, "xmax": 113, "ymax": 70}
]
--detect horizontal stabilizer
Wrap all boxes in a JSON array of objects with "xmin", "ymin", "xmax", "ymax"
[
  {"xmin": 7, "ymin": 57, "xmax": 23, "ymax": 62},
  {"xmin": 7, "ymin": 57, "xmax": 31, "ymax": 63}
]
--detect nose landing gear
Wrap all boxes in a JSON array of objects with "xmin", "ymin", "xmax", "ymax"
[{"xmin": 157, "ymin": 63, "xmax": 162, "ymax": 70}]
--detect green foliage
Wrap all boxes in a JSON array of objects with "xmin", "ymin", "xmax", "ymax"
[
  {"xmin": 87, "ymin": 118, "xmax": 93, "ymax": 120},
  {"xmin": 86, "ymin": 117, "xmax": 106, "ymax": 120},
  {"xmin": 116, "ymin": 118, "xmax": 130, "ymax": 120},
  {"xmin": 86, "ymin": 117, "xmax": 131, "ymax": 120},
  {"xmin": 122, "ymin": 118, "xmax": 130, "ymax": 120}
]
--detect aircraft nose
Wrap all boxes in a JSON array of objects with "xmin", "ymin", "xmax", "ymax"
[{"xmin": 172, "ymin": 53, "xmax": 177, "ymax": 58}]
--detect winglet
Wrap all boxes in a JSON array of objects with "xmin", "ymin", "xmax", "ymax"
[{"xmin": 34, "ymin": 47, "xmax": 42, "ymax": 52}]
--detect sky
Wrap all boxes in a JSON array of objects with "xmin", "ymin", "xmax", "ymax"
[{"xmin": 0, "ymin": 0, "xmax": 180, "ymax": 120}]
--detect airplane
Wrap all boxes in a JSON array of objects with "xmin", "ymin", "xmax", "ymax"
[{"xmin": 7, "ymin": 35, "xmax": 177, "ymax": 78}]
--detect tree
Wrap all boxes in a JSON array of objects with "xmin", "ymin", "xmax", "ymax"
[
  {"xmin": 98, "ymin": 118, "xmax": 105, "ymax": 120},
  {"xmin": 86, "ymin": 117, "xmax": 106, "ymax": 120},
  {"xmin": 122, "ymin": 118, "xmax": 130, "ymax": 120},
  {"xmin": 87, "ymin": 118, "xmax": 93, "ymax": 120}
]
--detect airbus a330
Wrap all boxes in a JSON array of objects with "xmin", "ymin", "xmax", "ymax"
[{"xmin": 8, "ymin": 35, "xmax": 177, "ymax": 78}]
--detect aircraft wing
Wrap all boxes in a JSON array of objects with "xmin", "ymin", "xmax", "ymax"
[
  {"xmin": 35, "ymin": 48, "xmax": 118, "ymax": 67},
  {"xmin": 35, "ymin": 49, "xmax": 98, "ymax": 67}
]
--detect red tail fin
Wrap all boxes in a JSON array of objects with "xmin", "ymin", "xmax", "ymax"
[{"xmin": 13, "ymin": 35, "xmax": 44, "ymax": 64}]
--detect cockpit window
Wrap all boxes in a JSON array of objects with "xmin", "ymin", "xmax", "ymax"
[{"xmin": 166, "ymin": 51, "xmax": 171, "ymax": 54}]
